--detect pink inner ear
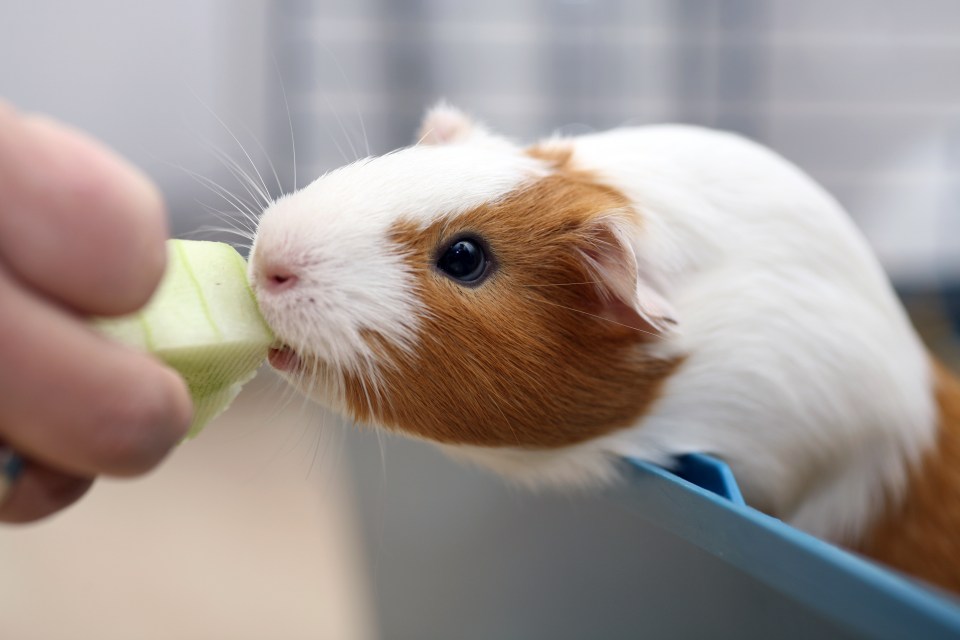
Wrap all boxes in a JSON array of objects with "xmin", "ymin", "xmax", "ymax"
[
  {"xmin": 631, "ymin": 280, "xmax": 679, "ymax": 332},
  {"xmin": 581, "ymin": 221, "xmax": 677, "ymax": 336},
  {"xmin": 597, "ymin": 297, "xmax": 659, "ymax": 333},
  {"xmin": 418, "ymin": 105, "xmax": 474, "ymax": 145}
]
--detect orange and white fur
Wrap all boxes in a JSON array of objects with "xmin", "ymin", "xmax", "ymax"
[{"xmin": 250, "ymin": 104, "xmax": 960, "ymax": 593}]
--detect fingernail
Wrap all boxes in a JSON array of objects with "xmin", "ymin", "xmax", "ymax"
[{"xmin": 0, "ymin": 446, "xmax": 24, "ymax": 504}]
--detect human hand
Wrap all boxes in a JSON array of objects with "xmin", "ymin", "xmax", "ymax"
[{"xmin": 0, "ymin": 101, "xmax": 192, "ymax": 523}]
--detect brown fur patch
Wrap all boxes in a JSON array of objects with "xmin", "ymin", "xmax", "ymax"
[
  {"xmin": 855, "ymin": 361, "xmax": 960, "ymax": 594},
  {"xmin": 340, "ymin": 166, "xmax": 680, "ymax": 448}
]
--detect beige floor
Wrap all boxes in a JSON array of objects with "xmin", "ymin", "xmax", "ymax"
[{"xmin": 0, "ymin": 372, "xmax": 376, "ymax": 640}]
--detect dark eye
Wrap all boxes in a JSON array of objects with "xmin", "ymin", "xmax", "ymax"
[{"xmin": 437, "ymin": 238, "xmax": 489, "ymax": 284}]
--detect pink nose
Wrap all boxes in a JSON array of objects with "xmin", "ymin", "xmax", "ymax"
[{"xmin": 260, "ymin": 266, "xmax": 299, "ymax": 292}]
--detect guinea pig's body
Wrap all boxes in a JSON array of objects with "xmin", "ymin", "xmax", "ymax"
[{"xmin": 250, "ymin": 105, "xmax": 960, "ymax": 592}]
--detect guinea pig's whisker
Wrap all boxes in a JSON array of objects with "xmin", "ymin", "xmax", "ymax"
[
  {"xmin": 186, "ymin": 223, "xmax": 255, "ymax": 249},
  {"xmin": 319, "ymin": 112, "xmax": 353, "ymax": 166},
  {"xmin": 318, "ymin": 92, "xmax": 359, "ymax": 162},
  {"xmin": 305, "ymin": 413, "xmax": 333, "ymax": 482},
  {"xmin": 414, "ymin": 126, "xmax": 436, "ymax": 147},
  {"xmin": 271, "ymin": 53, "xmax": 298, "ymax": 191},
  {"xmin": 489, "ymin": 395, "xmax": 522, "ymax": 446},
  {"xmin": 181, "ymin": 167, "xmax": 262, "ymax": 227},
  {"xmin": 354, "ymin": 367, "xmax": 379, "ymax": 419},
  {"xmin": 224, "ymin": 115, "xmax": 285, "ymax": 197},
  {"xmin": 196, "ymin": 200, "xmax": 255, "ymax": 232},
  {"xmin": 148, "ymin": 154, "xmax": 261, "ymax": 234},
  {"xmin": 203, "ymin": 115, "xmax": 284, "ymax": 200},
  {"xmin": 190, "ymin": 207, "xmax": 255, "ymax": 251},
  {"xmin": 194, "ymin": 92, "xmax": 276, "ymax": 205},
  {"xmin": 197, "ymin": 213, "xmax": 256, "ymax": 251},
  {"xmin": 520, "ymin": 281, "xmax": 604, "ymax": 288},
  {"xmin": 198, "ymin": 203, "xmax": 258, "ymax": 236},
  {"xmin": 368, "ymin": 366, "xmax": 395, "ymax": 415},
  {"xmin": 259, "ymin": 380, "xmax": 313, "ymax": 465},
  {"xmin": 519, "ymin": 293, "xmax": 660, "ymax": 338},
  {"xmin": 208, "ymin": 146, "xmax": 274, "ymax": 211},
  {"xmin": 317, "ymin": 42, "xmax": 370, "ymax": 160}
]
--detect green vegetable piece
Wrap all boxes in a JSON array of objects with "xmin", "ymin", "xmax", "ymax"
[{"xmin": 95, "ymin": 240, "xmax": 274, "ymax": 437}]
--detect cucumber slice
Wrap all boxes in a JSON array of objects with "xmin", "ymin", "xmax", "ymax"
[{"xmin": 95, "ymin": 240, "xmax": 274, "ymax": 437}]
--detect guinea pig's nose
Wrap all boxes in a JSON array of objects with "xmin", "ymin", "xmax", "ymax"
[{"xmin": 258, "ymin": 264, "xmax": 299, "ymax": 293}]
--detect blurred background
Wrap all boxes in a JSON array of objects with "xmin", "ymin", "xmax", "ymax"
[{"xmin": 2, "ymin": 1, "xmax": 959, "ymax": 638}]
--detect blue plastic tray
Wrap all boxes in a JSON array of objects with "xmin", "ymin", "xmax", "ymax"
[{"xmin": 611, "ymin": 455, "xmax": 960, "ymax": 639}]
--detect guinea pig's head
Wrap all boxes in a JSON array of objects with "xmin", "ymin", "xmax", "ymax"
[{"xmin": 249, "ymin": 104, "xmax": 679, "ymax": 453}]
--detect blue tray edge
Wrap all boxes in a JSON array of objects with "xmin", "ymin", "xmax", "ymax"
[{"xmin": 611, "ymin": 454, "xmax": 960, "ymax": 640}]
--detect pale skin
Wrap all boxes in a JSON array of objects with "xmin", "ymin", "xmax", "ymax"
[{"xmin": 0, "ymin": 101, "xmax": 192, "ymax": 523}]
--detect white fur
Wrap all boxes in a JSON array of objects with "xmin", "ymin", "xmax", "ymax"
[
  {"xmin": 451, "ymin": 125, "xmax": 937, "ymax": 545},
  {"xmin": 250, "ymin": 144, "xmax": 545, "ymax": 376},
  {"xmin": 254, "ymin": 111, "xmax": 938, "ymax": 547}
]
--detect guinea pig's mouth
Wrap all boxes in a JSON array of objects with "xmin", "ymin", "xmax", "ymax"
[{"xmin": 267, "ymin": 345, "xmax": 302, "ymax": 373}]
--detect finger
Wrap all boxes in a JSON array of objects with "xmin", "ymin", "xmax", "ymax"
[
  {"xmin": 0, "ymin": 268, "xmax": 193, "ymax": 478},
  {"xmin": 0, "ymin": 457, "xmax": 93, "ymax": 524},
  {"xmin": 0, "ymin": 100, "xmax": 168, "ymax": 316}
]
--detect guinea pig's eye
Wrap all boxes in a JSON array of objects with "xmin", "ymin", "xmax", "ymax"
[{"xmin": 436, "ymin": 238, "xmax": 489, "ymax": 284}]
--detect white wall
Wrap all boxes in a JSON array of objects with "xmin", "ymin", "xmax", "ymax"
[{"xmin": 1, "ymin": 1, "xmax": 273, "ymax": 235}]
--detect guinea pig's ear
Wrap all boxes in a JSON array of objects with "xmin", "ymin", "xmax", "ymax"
[
  {"xmin": 416, "ymin": 102, "xmax": 490, "ymax": 145},
  {"xmin": 577, "ymin": 218, "xmax": 677, "ymax": 336}
]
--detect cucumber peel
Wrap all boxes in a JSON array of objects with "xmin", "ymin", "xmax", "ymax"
[{"xmin": 95, "ymin": 240, "xmax": 274, "ymax": 437}]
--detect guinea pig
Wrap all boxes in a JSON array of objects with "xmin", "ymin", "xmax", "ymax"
[{"xmin": 249, "ymin": 103, "xmax": 960, "ymax": 593}]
